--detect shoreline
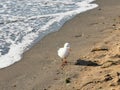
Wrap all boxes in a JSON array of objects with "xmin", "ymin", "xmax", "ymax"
[
  {"xmin": 0, "ymin": 0, "xmax": 98, "ymax": 69},
  {"xmin": 0, "ymin": 0, "xmax": 120, "ymax": 90}
]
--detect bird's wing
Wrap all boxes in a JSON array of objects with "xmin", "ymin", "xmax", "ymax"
[
  {"xmin": 57, "ymin": 48, "xmax": 65, "ymax": 58},
  {"xmin": 58, "ymin": 48, "xmax": 63, "ymax": 54}
]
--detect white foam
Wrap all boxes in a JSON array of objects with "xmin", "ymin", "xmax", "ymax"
[{"xmin": 0, "ymin": 0, "xmax": 98, "ymax": 68}]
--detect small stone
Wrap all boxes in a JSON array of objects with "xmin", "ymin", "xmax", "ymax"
[
  {"xmin": 117, "ymin": 72, "xmax": 120, "ymax": 77},
  {"xmin": 117, "ymin": 79, "xmax": 120, "ymax": 85},
  {"xmin": 65, "ymin": 78, "xmax": 71, "ymax": 84},
  {"xmin": 110, "ymin": 83, "xmax": 116, "ymax": 87},
  {"xmin": 104, "ymin": 74, "xmax": 113, "ymax": 82},
  {"xmin": 99, "ymin": 87, "xmax": 102, "ymax": 89},
  {"xmin": 112, "ymin": 24, "xmax": 116, "ymax": 26},
  {"xmin": 74, "ymin": 34, "xmax": 82, "ymax": 38}
]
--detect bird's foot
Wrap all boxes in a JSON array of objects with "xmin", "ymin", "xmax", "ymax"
[
  {"xmin": 64, "ymin": 60, "xmax": 67, "ymax": 64},
  {"xmin": 61, "ymin": 61, "xmax": 68, "ymax": 67}
]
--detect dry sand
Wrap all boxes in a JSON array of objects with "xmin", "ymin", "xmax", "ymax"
[{"xmin": 0, "ymin": 0, "xmax": 120, "ymax": 90}]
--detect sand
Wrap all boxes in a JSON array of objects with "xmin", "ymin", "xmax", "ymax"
[{"xmin": 0, "ymin": 0, "xmax": 120, "ymax": 90}]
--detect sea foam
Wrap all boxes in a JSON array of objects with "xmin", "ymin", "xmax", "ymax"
[{"xmin": 0, "ymin": 0, "xmax": 98, "ymax": 68}]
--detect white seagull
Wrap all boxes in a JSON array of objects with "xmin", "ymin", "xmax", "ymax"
[{"xmin": 57, "ymin": 43, "xmax": 71, "ymax": 66}]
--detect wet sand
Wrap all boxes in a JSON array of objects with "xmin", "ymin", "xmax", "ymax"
[{"xmin": 0, "ymin": 0, "xmax": 120, "ymax": 90}]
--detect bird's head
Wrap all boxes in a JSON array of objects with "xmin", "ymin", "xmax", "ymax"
[{"xmin": 64, "ymin": 42, "xmax": 70, "ymax": 48}]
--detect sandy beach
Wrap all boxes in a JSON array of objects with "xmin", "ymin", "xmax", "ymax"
[{"xmin": 0, "ymin": 0, "xmax": 120, "ymax": 90}]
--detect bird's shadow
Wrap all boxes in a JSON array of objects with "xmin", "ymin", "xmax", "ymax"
[{"xmin": 75, "ymin": 59, "xmax": 100, "ymax": 66}]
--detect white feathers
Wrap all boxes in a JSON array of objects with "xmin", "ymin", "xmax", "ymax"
[{"xmin": 57, "ymin": 43, "xmax": 70, "ymax": 59}]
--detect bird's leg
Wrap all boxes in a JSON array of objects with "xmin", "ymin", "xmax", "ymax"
[
  {"xmin": 61, "ymin": 58, "xmax": 67, "ymax": 67},
  {"xmin": 61, "ymin": 59, "xmax": 65, "ymax": 67},
  {"xmin": 64, "ymin": 57, "xmax": 67, "ymax": 64}
]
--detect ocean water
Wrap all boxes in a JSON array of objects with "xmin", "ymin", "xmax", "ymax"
[{"xmin": 0, "ymin": 0, "xmax": 98, "ymax": 68}]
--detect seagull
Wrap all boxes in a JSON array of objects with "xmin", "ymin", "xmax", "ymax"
[{"xmin": 57, "ymin": 43, "xmax": 71, "ymax": 67}]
